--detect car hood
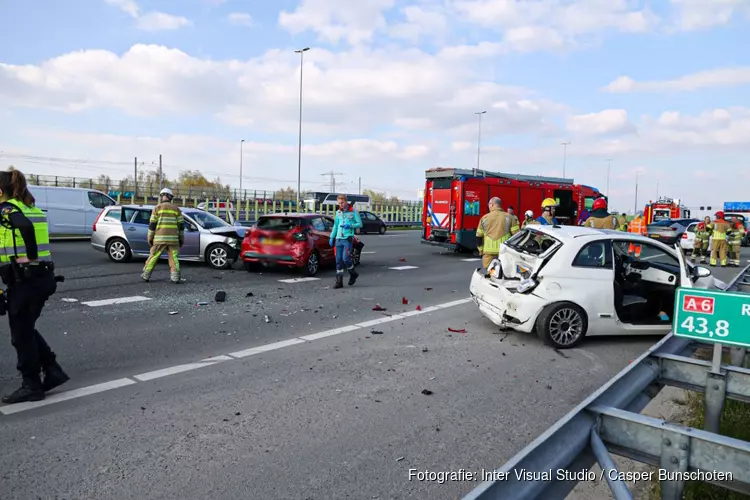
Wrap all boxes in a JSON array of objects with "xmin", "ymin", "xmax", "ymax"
[{"xmin": 208, "ymin": 226, "xmax": 246, "ymax": 238}]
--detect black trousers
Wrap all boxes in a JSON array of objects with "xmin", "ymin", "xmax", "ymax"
[{"xmin": 6, "ymin": 270, "xmax": 57, "ymax": 382}]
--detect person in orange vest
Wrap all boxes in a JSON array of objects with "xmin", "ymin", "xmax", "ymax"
[
  {"xmin": 709, "ymin": 211, "xmax": 733, "ymax": 267},
  {"xmin": 627, "ymin": 213, "xmax": 645, "ymax": 258}
]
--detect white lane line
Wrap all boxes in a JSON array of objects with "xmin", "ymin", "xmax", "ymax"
[
  {"xmin": 361, "ymin": 251, "xmax": 377, "ymax": 254},
  {"xmin": 299, "ymin": 325, "xmax": 359, "ymax": 341},
  {"xmin": 61, "ymin": 298, "xmax": 78, "ymax": 303},
  {"xmin": 228, "ymin": 338, "xmax": 306, "ymax": 358},
  {"xmin": 278, "ymin": 277, "xmax": 321, "ymax": 283},
  {"xmin": 81, "ymin": 296, "xmax": 151, "ymax": 307},
  {"xmin": 0, "ymin": 378, "xmax": 136, "ymax": 416},
  {"xmin": 1, "ymin": 297, "xmax": 474, "ymax": 416},
  {"xmin": 134, "ymin": 357, "xmax": 230, "ymax": 382},
  {"xmin": 461, "ymin": 258, "xmax": 482, "ymax": 262},
  {"xmin": 389, "ymin": 266, "xmax": 419, "ymax": 270}
]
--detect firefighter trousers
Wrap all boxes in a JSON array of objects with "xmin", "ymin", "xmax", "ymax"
[
  {"xmin": 142, "ymin": 244, "xmax": 181, "ymax": 281},
  {"xmin": 729, "ymin": 243, "xmax": 742, "ymax": 266},
  {"xmin": 691, "ymin": 243, "xmax": 708, "ymax": 262},
  {"xmin": 482, "ymin": 253, "xmax": 498, "ymax": 268},
  {"xmin": 710, "ymin": 240, "xmax": 727, "ymax": 267}
]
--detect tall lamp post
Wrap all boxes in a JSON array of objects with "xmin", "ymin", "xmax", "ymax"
[
  {"xmin": 634, "ymin": 171, "xmax": 639, "ymax": 215},
  {"xmin": 240, "ymin": 139, "xmax": 245, "ymax": 200},
  {"xmin": 295, "ymin": 47, "xmax": 310, "ymax": 206},
  {"xmin": 605, "ymin": 158, "xmax": 613, "ymax": 197},
  {"xmin": 474, "ymin": 110, "xmax": 486, "ymax": 175},
  {"xmin": 561, "ymin": 141, "xmax": 570, "ymax": 178}
]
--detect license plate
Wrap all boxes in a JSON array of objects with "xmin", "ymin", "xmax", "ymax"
[{"xmin": 261, "ymin": 238, "xmax": 284, "ymax": 246}]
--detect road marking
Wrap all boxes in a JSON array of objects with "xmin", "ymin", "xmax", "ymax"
[
  {"xmin": 461, "ymin": 258, "xmax": 482, "ymax": 262},
  {"xmin": 299, "ymin": 325, "xmax": 359, "ymax": 341},
  {"xmin": 362, "ymin": 251, "xmax": 377, "ymax": 254},
  {"xmin": 61, "ymin": 298, "xmax": 78, "ymax": 303},
  {"xmin": 278, "ymin": 277, "xmax": 321, "ymax": 283},
  {"xmin": 81, "ymin": 296, "xmax": 151, "ymax": 307},
  {"xmin": 389, "ymin": 266, "xmax": 419, "ymax": 270},
  {"xmin": 0, "ymin": 297, "xmax": 475, "ymax": 416},
  {"xmin": 0, "ymin": 378, "xmax": 136, "ymax": 416},
  {"xmin": 228, "ymin": 338, "xmax": 306, "ymax": 358}
]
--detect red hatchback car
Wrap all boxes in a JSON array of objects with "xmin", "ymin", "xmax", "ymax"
[{"xmin": 241, "ymin": 214, "xmax": 364, "ymax": 276}]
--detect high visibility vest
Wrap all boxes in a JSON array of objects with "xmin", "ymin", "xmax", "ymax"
[
  {"xmin": 585, "ymin": 215, "xmax": 618, "ymax": 229},
  {"xmin": 728, "ymin": 224, "xmax": 743, "ymax": 244},
  {"xmin": 0, "ymin": 199, "xmax": 52, "ymax": 264},
  {"xmin": 476, "ymin": 210, "xmax": 513, "ymax": 255},
  {"xmin": 628, "ymin": 218, "xmax": 645, "ymax": 235},
  {"xmin": 711, "ymin": 220, "xmax": 731, "ymax": 241}
]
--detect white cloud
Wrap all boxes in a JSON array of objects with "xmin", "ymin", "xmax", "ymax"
[
  {"xmin": 667, "ymin": 0, "xmax": 750, "ymax": 31},
  {"xmin": 136, "ymin": 12, "xmax": 192, "ymax": 31},
  {"xmin": 228, "ymin": 13, "xmax": 253, "ymax": 27},
  {"xmin": 105, "ymin": 0, "xmax": 191, "ymax": 31},
  {"xmin": 604, "ymin": 67, "xmax": 750, "ymax": 92},
  {"xmin": 278, "ymin": 0, "xmax": 396, "ymax": 45},
  {"xmin": 566, "ymin": 109, "xmax": 635, "ymax": 136},
  {"xmin": 389, "ymin": 6, "xmax": 449, "ymax": 42}
]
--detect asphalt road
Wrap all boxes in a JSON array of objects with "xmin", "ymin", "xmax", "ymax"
[{"xmin": 0, "ymin": 233, "xmax": 745, "ymax": 500}]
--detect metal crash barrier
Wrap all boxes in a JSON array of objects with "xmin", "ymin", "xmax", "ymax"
[{"xmin": 464, "ymin": 263, "xmax": 750, "ymax": 500}]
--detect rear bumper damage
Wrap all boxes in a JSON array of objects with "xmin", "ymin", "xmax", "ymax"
[{"xmin": 468, "ymin": 268, "xmax": 545, "ymax": 334}]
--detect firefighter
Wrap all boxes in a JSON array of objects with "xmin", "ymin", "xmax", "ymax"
[
  {"xmin": 709, "ymin": 211, "xmax": 733, "ymax": 267},
  {"xmin": 142, "ymin": 188, "xmax": 185, "ymax": 283},
  {"xmin": 476, "ymin": 197, "xmax": 517, "ymax": 269},
  {"xmin": 507, "ymin": 206, "xmax": 520, "ymax": 232},
  {"xmin": 0, "ymin": 168, "xmax": 69, "ymax": 404},
  {"xmin": 583, "ymin": 197, "xmax": 618, "ymax": 229},
  {"xmin": 728, "ymin": 217, "xmax": 743, "ymax": 267},
  {"xmin": 691, "ymin": 221, "xmax": 709, "ymax": 264},
  {"xmin": 617, "ymin": 213, "xmax": 628, "ymax": 232},
  {"xmin": 522, "ymin": 209, "xmax": 537, "ymax": 228},
  {"xmin": 536, "ymin": 198, "xmax": 559, "ymax": 225}
]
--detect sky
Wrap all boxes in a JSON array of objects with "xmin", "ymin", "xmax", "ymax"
[{"xmin": 0, "ymin": 0, "xmax": 749, "ymax": 209}]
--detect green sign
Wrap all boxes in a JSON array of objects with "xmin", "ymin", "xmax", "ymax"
[{"xmin": 673, "ymin": 288, "xmax": 750, "ymax": 347}]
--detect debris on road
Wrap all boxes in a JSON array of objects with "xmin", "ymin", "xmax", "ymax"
[
  {"xmin": 197, "ymin": 301, "xmax": 209, "ymax": 306},
  {"xmin": 215, "ymin": 291, "xmax": 227, "ymax": 303},
  {"xmin": 264, "ymin": 315, "xmax": 271, "ymax": 323},
  {"xmin": 169, "ymin": 311, "xmax": 179, "ymax": 315},
  {"xmin": 424, "ymin": 287, "xmax": 433, "ymax": 291},
  {"xmin": 371, "ymin": 330, "xmax": 383, "ymax": 335},
  {"xmin": 396, "ymin": 456, "xmax": 405, "ymax": 462},
  {"xmin": 429, "ymin": 377, "xmax": 435, "ymax": 380},
  {"xmin": 553, "ymin": 349, "xmax": 570, "ymax": 359},
  {"xmin": 246, "ymin": 292, "xmax": 254, "ymax": 297},
  {"xmin": 421, "ymin": 389, "xmax": 433, "ymax": 396},
  {"xmin": 422, "ymin": 348, "xmax": 429, "ymax": 353},
  {"xmin": 399, "ymin": 258, "xmax": 407, "ymax": 262},
  {"xmin": 448, "ymin": 328, "xmax": 466, "ymax": 334},
  {"xmin": 402, "ymin": 297, "xmax": 409, "ymax": 305},
  {"xmin": 372, "ymin": 304, "xmax": 387, "ymax": 311},
  {"xmin": 416, "ymin": 305, "xmax": 422, "ymax": 311}
]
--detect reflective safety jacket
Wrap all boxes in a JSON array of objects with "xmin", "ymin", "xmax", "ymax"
[
  {"xmin": 476, "ymin": 208, "xmax": 517, "ymax": 255},
  {"xmin": 695, "ymin": 224, "xmax": 710, "ymax": 242},
  {"xmin": 584, "ymin": 209, "xmax": 618, "ymax": 229},
  {"xmin": 616, "ymin": 215, "xmax": 628, "ymax": 231},
  {"xmin": 711, "ymin": 218, "xmax": 732, "ymax": 241},
  {"xmin": 148, "ymin": 202, "xmax": 184, "ymax": 246},
  {"xmin": 0, "ymin": 199, "xmax": 52, "ymax": 264},
  {"xmin": 522, "ymin": 218, "xmax": 539, "ymax": 229},
  {"xmin": 728, "ymin": 222, "xmax": 744, "ymax": 245},
  {"xmin": 628, "ymin": 217, "xmax": 646, "ymax": 235}
]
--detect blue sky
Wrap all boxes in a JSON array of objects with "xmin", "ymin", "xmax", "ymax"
[{"xmin": 0, "ymin": 0, "xmax": 749, "ymax": 209}]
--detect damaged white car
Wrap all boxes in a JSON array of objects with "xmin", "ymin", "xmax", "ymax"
[{"xmin": 469, "ymin": 225, "xmax": 726, "ymax": 349}]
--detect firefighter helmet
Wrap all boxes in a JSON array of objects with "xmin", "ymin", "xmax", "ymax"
[
  {"xmin": 592, "ymin": 198, "xmax": 607, "ymax": 211},
  {"xmin": 160, "ymin": 188, "xmax": 174, "ymax": 199},
  {"xmin": 715, "ymin": 211, "xmax": 725, "ymax": 219},
  {"xmin": 524, "ymin": 209, "xmax": 533, "ymax": 218},
  {"xmin": 541, "ymin": 198, "xmax": 557, "ymax": 209},
  {"xmin": 697, "ymin": 222, "xmax": 705, "ymax": 230}
]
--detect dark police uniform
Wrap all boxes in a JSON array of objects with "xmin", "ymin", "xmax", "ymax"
[{"xmin": 0, "ymin": 198, "xmax": 68, "ymax": 404}]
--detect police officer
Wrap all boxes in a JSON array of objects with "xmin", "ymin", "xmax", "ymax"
[
  {"xmin": 0, "ymin": 168, "xmax": 68, "ymax": 404},
  {"xmin": 584, "ymin": 197, "xmax": 618, "ymax": 229}
]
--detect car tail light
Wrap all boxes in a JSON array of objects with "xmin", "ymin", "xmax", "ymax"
[
  {"xmin": 682, "ymin": 233, "xmax": 687, "ymax": 239},
  {"xmin": 92, "ymin": 210, "xmax": 104, "ymax": 232}
]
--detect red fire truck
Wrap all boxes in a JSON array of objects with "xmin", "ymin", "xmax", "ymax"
[
  {"xmin": 642, "ymin": 197, "xmax": 690, "ymax": 225},
  {"xmin": 421, "ymin": 167, "xmax": 603, "ymax": 252}
]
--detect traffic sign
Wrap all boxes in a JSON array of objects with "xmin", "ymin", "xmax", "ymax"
[{"xmin": 673, "ymin": 288, "xmax": 750, "ymax": 347}]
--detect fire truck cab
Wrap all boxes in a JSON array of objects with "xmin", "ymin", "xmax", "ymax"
[
  {"xmin": 421, "ymin": 167, "xmax": 602, "ymax": 252},
  {"xmin": 643, "ymin": 197, "xmax": 690, "ymax": 224}
]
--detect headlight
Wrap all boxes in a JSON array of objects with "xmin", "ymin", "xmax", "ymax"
[{"xmin": 517, "ymin": 277, "xmax": 537, "ymax": 293}]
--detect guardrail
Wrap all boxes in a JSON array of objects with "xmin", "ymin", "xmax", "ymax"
[{"xmin": 463, "ymin": 263, "xmax": 750, "ymax": 500}]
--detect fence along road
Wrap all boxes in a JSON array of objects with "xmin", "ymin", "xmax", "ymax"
[{"xmin": 463, "ymin": 263, "xmax": 750, "ymax": 500}]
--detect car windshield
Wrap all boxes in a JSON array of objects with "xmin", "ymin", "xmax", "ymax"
[
  {"xmin": 256, "ymin": 217, "xmax": 300, "ymax": 231},
  {"xmin": 649, "ymin": 220, "xmax": 674, "ymax": 227},
  {"xmin": 505, "ymin": 228, "xmax": 560, "ymax": 256},
  {"xmin": 189, "ymin": 210, "xmax": 230, "ymax": 229}
]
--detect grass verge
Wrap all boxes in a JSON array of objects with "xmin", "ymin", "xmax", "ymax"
[{"xmin": 648, "ymin": 348, "xmax": 750, "ymax": 500}]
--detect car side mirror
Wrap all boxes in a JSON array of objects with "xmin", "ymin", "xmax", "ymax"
[{"xmin": 693, "ymin": 266, "xmax": 711, "ymax": 279}]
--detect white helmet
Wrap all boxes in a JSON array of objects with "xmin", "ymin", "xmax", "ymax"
[
  {"xmin": 525, "ymin": 210, "xmax": 533, "ymax": 218},
  {"xmin": 160, "ymin": 188, "xmax": 174, "ymax": 198}
]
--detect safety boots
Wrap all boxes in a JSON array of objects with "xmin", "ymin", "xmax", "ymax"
[
  {"xmin": 334, "ymin": 275, "xmax": 344, "ymax": 289},
  {"xmin": 42, "ymin": 361, "xmax": 70, "ymax": 392},
  {"xmin": 348, "ymin": 268, "xmax": 359, "ymax": 286},
  {"xmin": 2, "ymin": 377, "xmax": 44, "ymax": 404}
]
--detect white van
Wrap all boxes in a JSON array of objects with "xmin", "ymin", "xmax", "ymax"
[{"xmin": 29, "ymin": 186, "xmax": 116, "ymax": 236}]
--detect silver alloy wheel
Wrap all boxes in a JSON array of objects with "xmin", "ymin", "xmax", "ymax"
[
  {"xmin": 110, "ymin": 241, "xmax": 127, "ymax": 261},
  {"xmin": 209, "ymin": 246, "xmax": 228, "ymax": 268},
  {"xmin": 307, "ymin": 253, "xmax": 319, "ymax": 275},
  {"xmin": 548, "ymin": 307, "xmax": 584, "ymax": 346}
]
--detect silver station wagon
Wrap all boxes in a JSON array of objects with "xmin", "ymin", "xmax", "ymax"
[{"xmin": 91, "ymin": 205, "xmax": 246, "ymax": 270}]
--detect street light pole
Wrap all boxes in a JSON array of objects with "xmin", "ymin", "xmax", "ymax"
[
  {"xmin": 240, "ymin": 139, "xmax": 245, "ymax": 200},
  {"xmin": 474, "ymin": 110, "xmax": 486, "ymax": 176},
  {"xmin": 605, "ymin": 158, "xmax": 613, "ymax": 197},
  {"xmin": 634, "ymin": 172, "xmax": 639, "ymax": 215},
  {"xmin": 561, "ymin": 141, "xmax": 570, "ymax": 178},
  {"xmin": 295, "ymin": 47, "xmax": 310, "ymax": 206}
]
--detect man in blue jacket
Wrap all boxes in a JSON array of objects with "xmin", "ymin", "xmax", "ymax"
[{"xmin": 329, "ymin": 194, "xmax": 363, "ymax": 288}]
